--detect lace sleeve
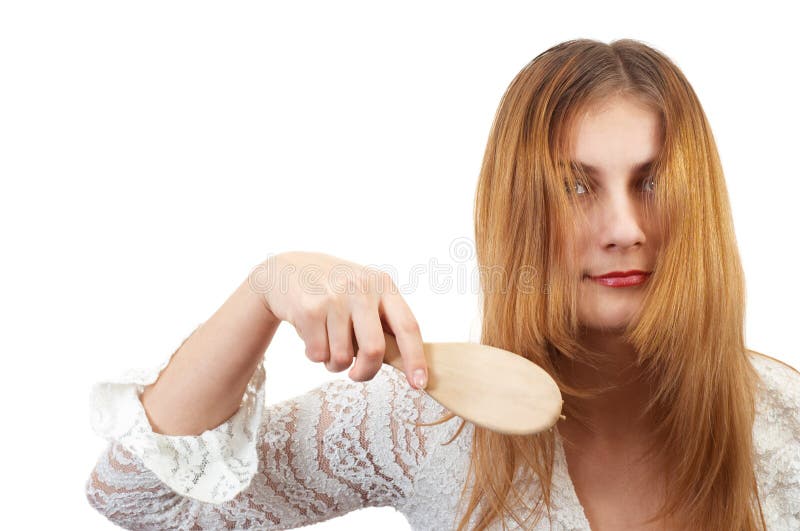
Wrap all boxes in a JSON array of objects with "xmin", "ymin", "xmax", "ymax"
[
  {"xmin": 749, "ymin": 353, "xmax": 800, "ymax": 529},
  {"xmin": 85, "ymin": 329, "xmax": 448, "ymax": 530}
]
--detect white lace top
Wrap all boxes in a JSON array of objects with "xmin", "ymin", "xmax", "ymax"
[{"xmin": 85, "ymin": 332, "xmax": 800, "ymax": 530}]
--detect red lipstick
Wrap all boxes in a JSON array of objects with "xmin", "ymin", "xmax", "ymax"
[{"xmin": 587, "ymin": 270, "xmax": 651, "ymax": 287}]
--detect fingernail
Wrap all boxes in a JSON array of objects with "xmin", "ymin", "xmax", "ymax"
[{"xmin": 413, "ymin": 369, "xmax": 427, "ymax": 389}]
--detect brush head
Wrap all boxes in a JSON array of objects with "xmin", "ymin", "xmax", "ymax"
[
  {"xmin": 422, "ymin": 341, "xmax": 563, "ymax": 435},
  {"xmin": 377, "ymin": 333, "xmax": 563, "ymax": 435}
]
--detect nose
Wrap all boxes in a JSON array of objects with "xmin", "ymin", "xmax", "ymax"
[{"xmin": 597, "ymin": 189, "xmax": 647, "ymax": 250}]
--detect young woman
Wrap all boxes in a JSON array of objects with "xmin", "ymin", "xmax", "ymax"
[{"xmin": 86, "ymin": 38, "xmax": 799, "ymax": 530}]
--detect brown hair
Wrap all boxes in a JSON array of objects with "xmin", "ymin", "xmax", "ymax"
[{"xmin": 419, "ymin": 38, "xmax": 768, "ymax": 530}]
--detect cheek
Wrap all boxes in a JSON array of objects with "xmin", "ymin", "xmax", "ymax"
[{"xmin": 570, "ymin": 234, "xmax": 591, "ymax": 276}]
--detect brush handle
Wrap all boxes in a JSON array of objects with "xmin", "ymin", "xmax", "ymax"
[{"xmin": 350, "ymin": 329, "xmax": 406, "ymax": 372}]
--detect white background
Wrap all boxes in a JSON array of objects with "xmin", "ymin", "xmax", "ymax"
[{"xmin": 1, "ymin": 1, "xmax": 797, "ymax": 529}]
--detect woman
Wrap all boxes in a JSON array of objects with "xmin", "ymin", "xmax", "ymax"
[{"xmin": 85, "ymin": 38, "xmax": 800, "ymax": 530}]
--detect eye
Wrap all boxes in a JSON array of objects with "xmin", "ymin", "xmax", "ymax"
[
  {"xmin": 640, "ymin": 175, "xmax": 656, "ymax": 193},
  {"xmin": 564, "ymin": 177, "xmax": 590, "ymax": 196}
]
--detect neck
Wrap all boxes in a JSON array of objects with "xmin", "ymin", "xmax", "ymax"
[{"xmin": 556, "ymin": 330, "xmax": 656, "ymax": 450}]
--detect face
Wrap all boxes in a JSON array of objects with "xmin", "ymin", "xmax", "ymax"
[{"xmin": 568, "ymin": 95, "xmax": 663, "ymax": 333}]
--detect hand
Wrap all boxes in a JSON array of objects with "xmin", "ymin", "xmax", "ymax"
[{"xmin": 249, "ymin": 251, "xmax": 428, "ymax": 389}]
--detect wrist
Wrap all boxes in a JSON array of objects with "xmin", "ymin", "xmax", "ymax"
[{"xmin": 244, "ymin": 261, "xmax": 280, "ymax": 326}]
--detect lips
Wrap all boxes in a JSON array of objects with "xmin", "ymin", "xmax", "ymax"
[
  {"xmin": 591, "ymin": 270, "xmax": 649, "ymax": 279},
  {"xmin": 586, "ymin": 270, "xmax": 651, "ymax": 287}
]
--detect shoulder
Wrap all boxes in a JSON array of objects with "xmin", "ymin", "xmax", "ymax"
[
  {"xmin": 747, "ymin": 351, "xmax": 800, "ymax": 524},
  {"xmin": 286, "ymin": 363, "xmax": 453, "ymax": 464},
  {"xmin": 748, "ymin": 350, "xmax": 800, "ymax": 412},
  {"xmin": 307, "ymin": 364, "xmax": 450, "ymax": 426}
]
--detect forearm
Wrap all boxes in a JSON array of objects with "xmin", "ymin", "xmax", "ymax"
[{"xmin": 140, "ymin": 274, "xmax": 281, "ymax": 436}]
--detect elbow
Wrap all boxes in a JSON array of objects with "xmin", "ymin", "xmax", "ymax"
[{"xmin": 84, "ymin": 442, "xmax": 192, "ymax": 529}]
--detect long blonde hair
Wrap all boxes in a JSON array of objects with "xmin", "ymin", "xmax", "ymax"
[{"xmin": 420, "ymin": 38, "xmax": 768, "ymax": 530}]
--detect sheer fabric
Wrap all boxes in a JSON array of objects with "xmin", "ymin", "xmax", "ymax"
[{"xmin": 85, "ymin": 330, "xmax": 800, "ymax": 530}]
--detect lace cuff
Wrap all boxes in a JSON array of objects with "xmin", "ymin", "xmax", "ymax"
[{"xmin": 88, "ymin": 324, "xmax": 266, "ymax": 504}]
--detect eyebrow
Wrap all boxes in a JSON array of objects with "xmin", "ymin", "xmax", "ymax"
[{"xmin": 568, "ymin": 159, "xmax": 655, "ymax": 175}]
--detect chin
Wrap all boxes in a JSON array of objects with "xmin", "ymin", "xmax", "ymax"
[
  {"xmin": 578, "ymin": 319, "xmax": 630, "ymax": 334},
  {"xmin": 577, "ymin": 299, "xmax": 640, "ymax": 332}
]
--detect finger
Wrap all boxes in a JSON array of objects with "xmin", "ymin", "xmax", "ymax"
[
  {"xmin": 325, "ymin": 304, "xmax": 354, "ymax": 372},
  {"xmin": 348, "ymin": 300, "xmax": 386, "ymax": 382},
  {"xmin": 297, "ymin": 314, "xmax": 330, "ymax": 364},
  {"xmin": 379, "ymin": 291, "xmax": 427, "ymax": 389}
]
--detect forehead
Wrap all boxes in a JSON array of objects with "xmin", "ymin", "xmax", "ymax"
[{"xmin": 570, "ymin": 96, "xmax": 662, "ymax": 173}]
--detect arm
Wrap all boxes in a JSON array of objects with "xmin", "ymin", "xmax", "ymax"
[
  {"xmin": 85, "ymin": 259, "xmax": 449, "ymax": 527},
  {"xmin": 85, "ymin": 360, "xmax": 447, "ymax": 529},
  {"xmin": 139, "ymin": 275, "xmax": 280, "ymax": 436}
]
